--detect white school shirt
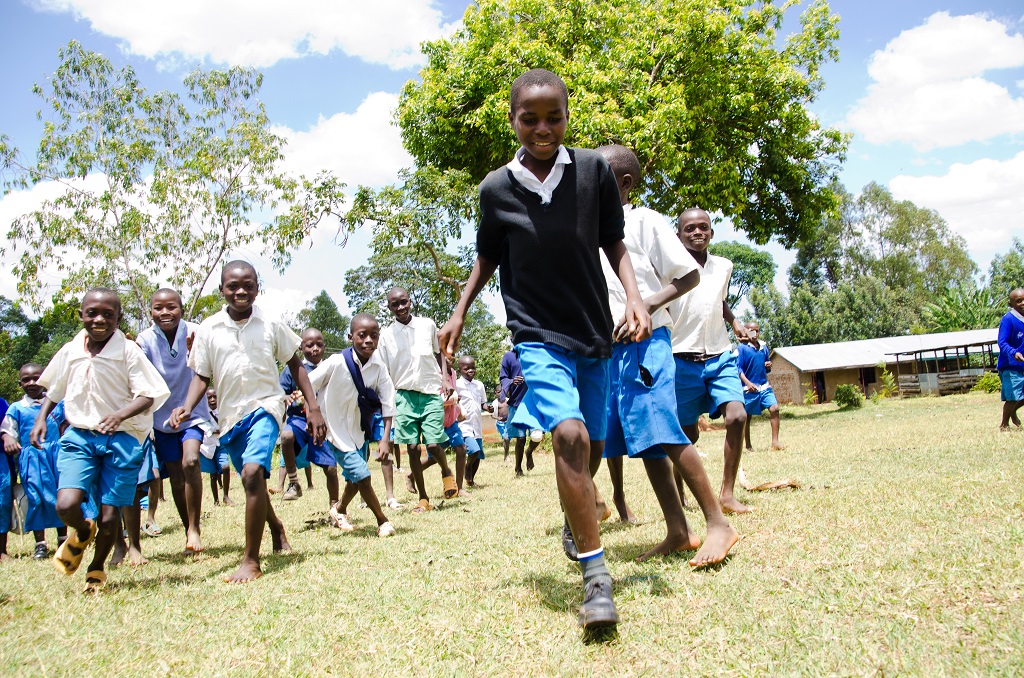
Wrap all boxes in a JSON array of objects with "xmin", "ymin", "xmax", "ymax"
[
  {"xmin": 506, "ymin": 145, "xmax": 571, "ymax": 204},
  {"xmin": 601, "ymin": 205, "xmax": 700, "ymax": 331},
  {"xmin": 456, "ymin": 376, "xmax": 486, "ymax": 439},
  {"xmin": 377, "ymin": 315, "xmax": 442, "ymax": 394},
  {"xmin": 188, "ymin": 306, "xmax": 301, "ymax": 434},
  {"xmin": 669, "ymin": 252, "xmax": 734, "ymax": 355},
  {"xmin": 308, "ymin": 350, "xmax": 397, "ymax": 452},
  {"xmin": 38, "ymin": 329, "xmax": 170, "ymax": 443}
]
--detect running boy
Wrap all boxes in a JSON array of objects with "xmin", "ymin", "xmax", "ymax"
[
  {"xmin": 1, "ymin": 364, "xmax": 67, "ymax": 559},
  {"xmin": 737, "ymin": 321, "xmax": 784, "ymax": 450},
  {"xmin": 377, "ymin": 287, "xmax": 457, "ymax": 513},
  {"xmin": 439, "ymin": 68, "xmax": 651, "ymax": 630},
  {"xmin": 199, "ymin": 387, "xmax": 232, "ymax": 506},
  {"xmin": 31, "ymin": 289, "xmax": 169, "ymax": 592},
  {"xmin": 998, "ymin": 288, "xmax": 1024, "ymax": 429},
  {"xmin": 421, "ymin": 359, "xmax": 471, "ymax": 496},
  {"xmin": 499, "ymin": 349, "xmax": 538, "ymax": 476},
  {"xmin": 171, "ymin": 261, "xmax": 326, "ymax": 583},
  {"xmin": 136, "ymin": 288, "xmax": 212, "ymax": 553},
  {"xmin": 670, "ymin": 208, "xmax": 751, "ymax": 514},
  {"xmin": 456, "ymin": 355, "xmax": 489, "ymax": 487},
  {"xmin": 278, "ymin": 328, "xmax": 340, "ymax": 507},
  {"xmin": 309, "ymin": 314, "xmax": 396, "ymax": 537},
  {"xmin": 596, "ymin": 144, "xmax": 737, "ymax": 566}
]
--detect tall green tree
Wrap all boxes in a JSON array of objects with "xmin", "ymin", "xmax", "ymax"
[
  {"xmin": 921, "ymin": 285, "xmax": 1002, "ymax": 333},
  {"xmin": 294, "ymin": 290, "xmax": 351, "ymax": 354},
  {"xmin": 396, "ymin": 0, "xmax": 848, "ymax": 245},
  {"xmin": 787, "ymin": 180, "xmax": 854, "ymax": 292},
  {"xmin": 708, "ymin": 240, "xmax": 775, "ymax": 307},
  {"xmin": 988, "ymin": 238, "xmax": 1024, "ymax": 301}
]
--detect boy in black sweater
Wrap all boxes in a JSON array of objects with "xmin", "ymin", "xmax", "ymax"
[{"xmin": 439, "ymin": 69, "xmax": 650, "ymax": 632}]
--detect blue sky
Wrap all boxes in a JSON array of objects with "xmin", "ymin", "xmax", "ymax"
[{"xmin": 0, "ymin": 0, "xmax": 1022, "ymax": 323}]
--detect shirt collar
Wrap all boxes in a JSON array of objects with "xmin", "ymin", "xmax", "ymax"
[
  {"xmin": 1012, "ymin": 309, "xmax": 1024, "ymax": 323},
  {"xmin": 210, "ymin": 305, "xmax": 265, "ymax": 328},
  {"xmin": 509, "ymin": 145, "xmax": 571, "ymax": 174},
  {"xmin": 20, "ymin": 395, "xmax": 46, "ymax": 406},
  {"xmin": 71, "ymin": 328, "xmax": 125, "ymax": 359},
  {"xmin": 152, "ymin": 321, "xmax": 188, "ymax": 358}
]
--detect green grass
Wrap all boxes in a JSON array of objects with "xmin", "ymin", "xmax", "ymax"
[{"xmin": 2, "ymin": 393, "xmax": 1023, "ymax": 675}]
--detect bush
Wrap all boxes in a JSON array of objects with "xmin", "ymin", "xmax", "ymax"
[
  {"xmin": 834, "ymin": 383, "xmax": 864, "ymax": 409},
  {"xmin": 871, "ymin": 361, "xmax": 899, "ymax": 403},
  {"xmin": 802, "ymin": 382, "xmax": 818, "ymax": 405},
  {"xmin": 972, "ymin": 371, "xmax": 1001, "ymax": 394}
]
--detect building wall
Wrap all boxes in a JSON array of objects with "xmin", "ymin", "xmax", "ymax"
[{"xmin": 766, "ymin": 354, "xmax": 805, "ymax": 404}]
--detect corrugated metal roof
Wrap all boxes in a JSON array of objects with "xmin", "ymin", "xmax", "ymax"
[{"xmin": 772, "ymin": 328, "xmax": 998, "ymax": 372}]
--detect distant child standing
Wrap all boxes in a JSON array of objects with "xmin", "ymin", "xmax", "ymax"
[
  {"xmin": 199, "ymin": 387, "xmax": 232, "ymax": 505},
  {"xmin": 737, "ymin": 321, "xmax": 784, "ymax": 450},
  {"xmin": 309, "ymin": 314, "xmax": 396, "ymax": 537},
  {"xmin": 499, "ymin": 349, "xmax": 538, "ymax": 476},
  {"xmin": 422, "ymin": 359, "xmax": 471, "ymax": 496},
  {"xmin": 31, "ymin": 289, "xmax": 169, "ymax": 592},
  {"xmin": 377, "ymin": 287, "xmax": 457, "ymax": 513},
  {"xmin": 998, "ymin": 288, "xmax": 1024, "ymax": 430},
  {"xmin": 456, "ymin": 355, "xmax": 489, "ymax": 487},
  {"xmin": 171, "ymin": 261, "xmax": 326, "ymax": 584},
  {"xmin": 439, "ymin": 69, "xmax": 651, "ymax": 630},
  {"xmin": 1, "ymin": 364, "xmax": 67, "ymax": 559}
]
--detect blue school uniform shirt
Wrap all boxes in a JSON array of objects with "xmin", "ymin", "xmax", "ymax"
[
  {"xmin": 2, "ymin": 397, "xmax": 65, "ymax": 531},
  {"xmin": 998, "ymin": 310, "xmax": 1024, "ymax": 372},
  {"xmin": 736, "ymin": 342, "xmax": 770, "ymax": 386},
  {"xmin": 136, "ymin": 322, "xmax": 211, "ymax": 432},
  {"xmin": 280, "ymin": 359, "xmax": 317, "ymax": 419}
]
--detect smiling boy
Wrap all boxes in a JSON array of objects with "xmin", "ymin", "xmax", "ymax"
[
  {"xmin": 31, "ymin": 289, "xmax": 169, "ymax": 592},
  {"xmin": 171, "ymin": 261, "xmax": 326, "ymax": 583},
  {"xmin": 439, "ymin": 68, "xmax": 651, "ymax": 631}
]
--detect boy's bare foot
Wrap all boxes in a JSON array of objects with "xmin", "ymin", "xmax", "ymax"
[
  {"xmin": 620, "ymin": 510, "xmax": 639, "ymax": 524},
  {"xmin": 1012, "ymin": 413, "xmax": 1022, "ymax": 427},
  {"xmin": 270, "ymin": 527, "xmax": 292, "ymax": 554},
  {"xmin": 770, "ymin": 443, "xmax": 786, "ymax": 450},
  {"xmin": 224, "ymin": 560, "xmax": 262, "ymax": 584},
  {"xmin": 222, "ymin": 496, "xmax": 234, "ymax": 506},
  {"xmin": 636, "ymin": 531, "xmax": 702, "ymax": 562},
  {"xmin": 0, "ymin": 553, "xmax": 12, "ymax": 563},
  {"xmin": 720, "ymin": 496, "xmax": 753, "ymax": 514},
  {"xmin": 690, "ymin": 525, "xmax": 739, "ymax": 567},
  {"xmin": 595, "ymin": 498, "xmax": 612, "ymax": 523},
  {"xmin": 110, "ymin": 540, "xmax": 127, "ymax": 567},
  {"xmin": 268, "ymin": 487, "xmax": 279, "ymax": 494},
  {"xmin": 185, "ymin": 529, "xmax": 203, "ymax": 554},
  {"xmin": 1000, "ymin": 425, "xmax": 1013, "ymax": 432},
  {"xmin": 745, "ymin": 445, "xmax": 754, "ymax": 452},
  {"xmin": 405, "ymin": 472, "xmax": 416, "ymax": 494},
  {"xmin": 126, "ymin": 547, "xmax": 149, "ymax": 567}
]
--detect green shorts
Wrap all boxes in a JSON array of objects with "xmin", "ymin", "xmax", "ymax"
[{"xmin": 394, "ymin": 390, "xmax": 447, "ymax": 445}]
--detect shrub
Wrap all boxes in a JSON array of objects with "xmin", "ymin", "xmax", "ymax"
[
  {"xmin": 972, "ymin": 371, "xmax": 1001, "ymax": 394},
  {"xmin": 834, "ymin": 383, "xmax": 864, "ymax": 409},
  {"xmin": 871, "ymin": 361, "xmax": 898, "ymax": 403},
  {"xmin": 802, "ymin": 382, "xmax": 818, "ymax": 405}
]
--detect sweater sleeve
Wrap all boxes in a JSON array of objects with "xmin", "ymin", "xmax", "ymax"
[
  {"xmin": 476, "ymin": 174, "xmax": 505, "ymax": 263},
  {"xmin": 595, "ymin": 155, "xmax": 626, "ymax": 248},
  {"xmin": 998, "ymin": 314, "xmax": 1020, "ymax": 363}
]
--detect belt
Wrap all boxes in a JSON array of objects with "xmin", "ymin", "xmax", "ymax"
[{"xmin": 673, "ymin": 351, "xmax": 722, "ymax": 362}]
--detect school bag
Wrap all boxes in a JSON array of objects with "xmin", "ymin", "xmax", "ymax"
[{"xmin": 341, "ymin": 348, "xmax": 383, "ymax": 440}]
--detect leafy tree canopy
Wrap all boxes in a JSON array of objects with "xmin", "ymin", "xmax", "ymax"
[
  {"xmin": 294, "ymin": 290, "xmax": 351, "ymax": 354},
  {"xmin": 988, "ymin": 237, "xmax": 1024, "ymax": 301},
  {"xmin": 921, "ymin": 285, "xmax": 1003, "ymax": 333}
]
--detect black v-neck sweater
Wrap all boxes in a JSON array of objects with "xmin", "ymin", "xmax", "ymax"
[{"xmin": 476, "ymin": 147, "xmax": 625, "ymax": 358}]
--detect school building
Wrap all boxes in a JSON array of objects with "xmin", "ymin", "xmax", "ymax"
[{"xmin": 767, "ymin": 329, "xmax": 999, "ymax": 404}]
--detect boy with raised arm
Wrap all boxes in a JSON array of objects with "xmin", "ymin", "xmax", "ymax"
[
  {"xmin": 170, "ymin": 261, "xmax": 326, "ymax": 583},
  {"xmin": 439, "ymin": 69, "xmax": 650, "ymax": 631}
]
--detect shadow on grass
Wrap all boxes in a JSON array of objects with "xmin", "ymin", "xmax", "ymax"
[
  {"xmin": 518, "ymin": 569, "xmax": 673, "ymax": 614},
  {"xmin": 147, "ymin": 543, "xmax": 249, "ymax": 561},
  {"xmin": 107, "ymin": 573, "xmax": 199, "ymax": 592}
]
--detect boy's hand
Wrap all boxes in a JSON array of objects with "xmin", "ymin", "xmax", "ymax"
[
  {"xmin": 97, "ymin": 412, "xmax": 125, "ymax": 434},
  {"xmin": 306, "ymin": 407, "xmax": 327, "ymax": 446},
  {"xmin": 169, "ymin": 407, "xmax": 191, "ymax": 430},
  {"xmin": 438, "ymin": 317, "xmax": 464, "ymax": 362},
  {"xmin": 1015, "ymin": 352, "xmax": 1024, "ymax": 363},
  {"xmin": 764, "ymin": 360, "xmax": 772, "ymax": 369},
  {"xmin": 29, "ymin": 421, "xmax": 47, "ymax": 449},
  {"xmin": 3, "ymin": 434, "xmax": 20, "ymax": 455},
  {"xmin": 374, "ymin": 440, "xmax": 391, "ymax": 463},
  {"xmin": 483, "ymin": 403, "xmax": 494, "ymax": 413},
  {"xmin": 620, "ymin": 299, "xmax": 652, "ymax": 344},
  {"xmin": 731, "ymin": 319, "xmax": 750, "ymax": 341},
  {"xmin": 512, "ymin": 375, "xmax": 524, "ymax": 386}
]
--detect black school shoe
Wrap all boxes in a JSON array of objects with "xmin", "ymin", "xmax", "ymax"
[
  {"xmin": 561, "ymin": 517, "xmax": 579, "ymax": 561},
  {"xmin": 33, "ymin": 542, "xmax": 48, "ymax": 560},
  {"xmin": 578, "ymin": 576, "xmax": 619, "ymax": 629}
]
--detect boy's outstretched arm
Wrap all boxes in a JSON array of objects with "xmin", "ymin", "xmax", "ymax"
[
  {"xmin": 287, "ymin": 354, "xmax": 327, "ymax": 446},
  {"xmin": 439, "ymin": 255, "xmax": 498, "ymax": 360},
  {"xmin": 170, "ymin": 374, "xmax": 212, "ymax": 429},
  {"xmin": 616, "ymin": 269, "xmax": 700, "ymax": 339},
  {"xmin": 723, "ymin": 302, "xmax": 751, "ymax": 341},
  {"xmin": 603, "ymin": 240, "xmax": 652, "ymax": 343}
]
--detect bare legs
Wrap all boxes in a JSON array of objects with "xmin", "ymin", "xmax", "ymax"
[
  {"xmin": 226, "ymin": 463, "xmax": 290, "ymax": 584},
  {"xmin": 605, "ymin": 456, "xmax": 637, "ymax": 523},
  {"xmin": 683, "ymin": 400, "xmax": 751, "ymax": 515},
  {"xmin": 1001, "ymin": 400, "xmax": 1023, "ymax": 429}
]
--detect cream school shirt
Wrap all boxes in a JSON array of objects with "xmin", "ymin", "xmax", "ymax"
[
  {"xmin": 601, "ymin": 205, "xmax": 699, "ymax": 331},
  {"xmin": 669, "ymin": 252, "xmax": 734, "ymax": 355},
  {"xmin": 377, "ymin": 315, "xmax": 442, "ymax": 394},
  {"xmin": 38, "ymin": 329, "xmax": 170, "ymax": 443},
  {"xmin": 308, "ymin": 350, "xmax": 397, "ymax": 452},
  {"xmin": 456, "ymin": 376, "xmax": 486, "ymax": 439},
  {"xmin": 188, "ymin": 306, "xmax": 301, "ymax": 434}
]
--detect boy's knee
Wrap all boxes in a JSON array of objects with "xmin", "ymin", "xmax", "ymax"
[
  {"xmin": 55, "ymin": 495, "xmax": 80, "ymax": 517},
  {"xmin": 240, "ymin": 464, "xmax": 266, "ymax": 489},
  {"xmin": 552, "ymin": 419, "xmax": 587, "ymax": 451},
  {"xmin": 324, "ymin": 465, "xmax": 338, "ymax": 478},
  {"xmin": 280, "ymin": 428, "xmax": 295, "ymax": 445},
  {"xmin": 724, "ymin": 404, "xmax": 747, "ymax": 429},
  {"xmin": 181, "ymin": 455, "xmax": 200, "ymax": 473},
  {"xmin": 98, "ymin": 506, "xmax": 120, "ymax": 530}
]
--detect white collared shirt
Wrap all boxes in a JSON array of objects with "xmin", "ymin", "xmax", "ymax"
[
  {"xmin": 309, "ymin": 350, "xmax": 397, "ymax": 452},
  {"xmin": 377, "ymin": 315, "xmax": 441, "ymax": 394},
  {"xmin": 602, "ymin": 205, "xmax": 700, "ymax": 330},
  {"xmin": 0, "ymin": 395, "xmax": 47, "ymax": 440},
  {"xmin": 188, "ymin": 306, "xmax": 301, "ymax": 434},
  {"xmin": 456, "ymin": 376, "xmax": 487, "ymax": 439},
  {"xmin": 669, "ymin": 253, "xmax": 734, "ymax": 355},
  {"xmin": 38, "ymin": 330, "xmax": 170, "ymax": 443},
  {"xmin": 1012, "ymin": 309, "xmax": 1024, "ymax": 323},
  {"xmin": 506, "ymin": 145, "xmax": 572, "ymax": 204}
]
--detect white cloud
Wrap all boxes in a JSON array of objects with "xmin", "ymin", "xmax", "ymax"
[
  {"xmin": 889, "ymin": 151, "xmax": 1024, "ymax": 268},
  {"xmin": 33, "ymin": 0, "xmax": 458, "ymax": 69},
  {"xmin": 846, "ymin": 12, "xmax": 1024, "ymax": 150}
]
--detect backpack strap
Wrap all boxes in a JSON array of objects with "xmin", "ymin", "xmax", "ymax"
[{"xmin": 342, "ymin": 348, "xmax": 382, "ymax": 440}]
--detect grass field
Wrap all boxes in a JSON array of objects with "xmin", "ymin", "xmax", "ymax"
[{"xmin": 2, "ymin": 392, "xmax": 1023, "ymax": 676}]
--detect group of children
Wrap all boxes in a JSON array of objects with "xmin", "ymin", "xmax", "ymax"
[{"xmin": 0, "ymin": 66, "xmax": 807, "ymax": 638}]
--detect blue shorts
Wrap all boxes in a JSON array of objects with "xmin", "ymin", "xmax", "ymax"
[
  {"xmin": 1000, "ymin": 370, "xmax": 1024, "ymax": 402},
  {"xmin": 605, "ymin": 328, "xmax": 689, "ymax": 460},
  {"xmin": 369, "ymin": 412, "xmax": 395, "ymax": 443},
  {"xmin": 137, "ymin": 437, "xmax": 160, "ymax": 487},
  {"xmin": 220, "ymin": 409, "xmax": 280, "ymax": 478},
  {"xmin": 326, "ymin": 440, "xmax": 371, "ymax": 484},
  {"xmin": 513, "ymin": 343, "xmax": 610, "ymax": 441},
  {"xmin": 744, "ymin": 385, "xmax": 779, "ymax": 416},
  {"xmin": 153, "ymin": 427, "xmax": 205, "ymax": 477},
  {"xmin": 674, "ymin": 351, "xmax": 746, "ymax": 426},
  {"xmin": 504, "ymin": 405, "xmax": 529, "ymax": 439},
  {"xmin": 465, "ymin": 436, "xmax": 484, "ymax": 458},
  {"xmin": 495, "ymin": 420, "xmax": 508, "ymax": 440},
  {"xmin": 287, "ymin": 415, "xmax": 336, "ymax": 468},
  {"xmin": 443, "ymin": 422, "xmax": 465, "ymax": 448},
  {"xmin": 200, "ymin": 448, "xmax": 230, "ymax": 474},
  {"xmin": 57, "ymin": 428, "xmax": 145, "ymax": 507}
]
